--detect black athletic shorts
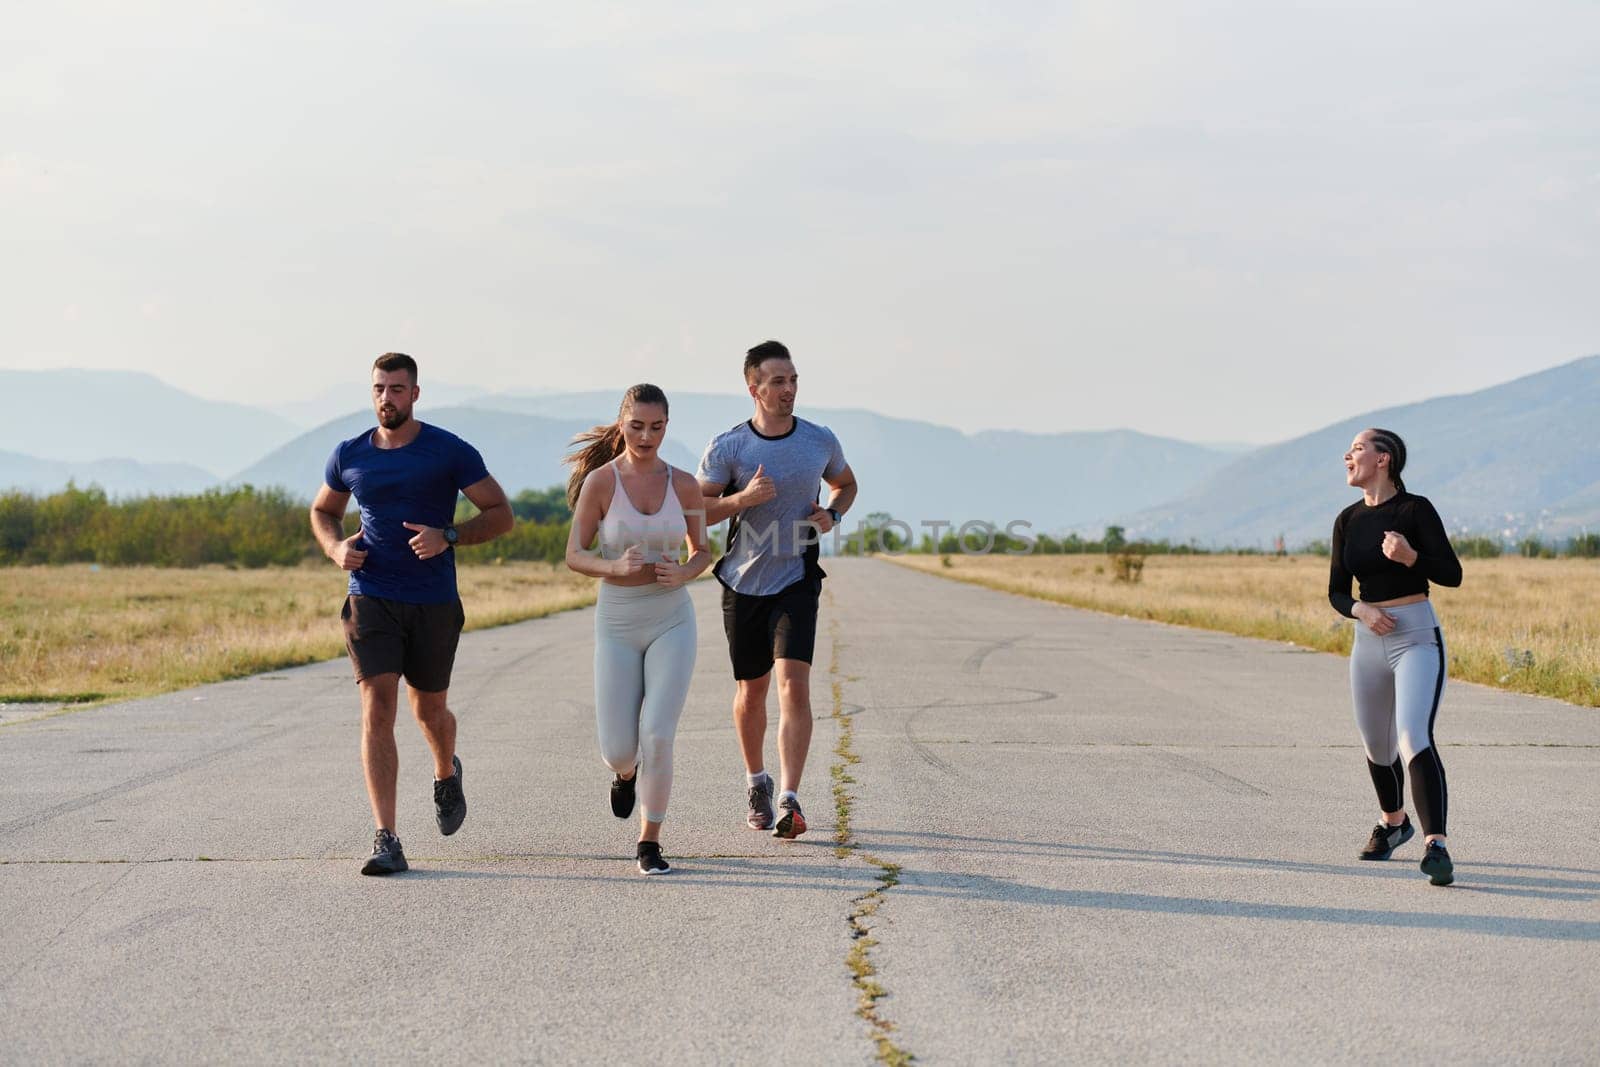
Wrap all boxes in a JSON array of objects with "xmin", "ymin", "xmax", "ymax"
[
  {"xmin": 341, "ymin": 595, "xmax": 465, "ymax": 693},
  {"xmin": 721, "ymin": 573, "xmax": 821, "ymax": 681}
]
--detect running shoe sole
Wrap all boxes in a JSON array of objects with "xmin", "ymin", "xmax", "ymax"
[
  {"xmin": 772, "ymin": 807, "xmax": 807, "ymax": 840},
  {"xmin": 1358, "ymin": 821, "xmax": 1414, "ymax": 861},
  {"xmin": 1420, "ymin": 849, "xmax": 1455, "ymax": 886}
]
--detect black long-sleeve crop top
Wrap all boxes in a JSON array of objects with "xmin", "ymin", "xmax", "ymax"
[{"xmin": 1327, "ymin": 492, "xmax": 1462, "ymax": 618}]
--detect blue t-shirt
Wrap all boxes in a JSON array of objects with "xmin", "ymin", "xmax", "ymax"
[{"xmin": 324, "ymin": 423, "xmax": 489, "ymax": 605}]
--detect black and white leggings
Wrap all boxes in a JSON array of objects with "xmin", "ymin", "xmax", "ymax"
[{"xmin": 1349, "ymin": 600, "xmax": 1448, "ymax": 837}]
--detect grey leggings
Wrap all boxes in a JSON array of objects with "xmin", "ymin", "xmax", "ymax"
[
  {"xmin": 1349, "ymin": 600, "xmax": 1448, "ymax": 836},
  {"xmin": 594, "ymin": 581, "xmax": 697, "ymax": 823}
]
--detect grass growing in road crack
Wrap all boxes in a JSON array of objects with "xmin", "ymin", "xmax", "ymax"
[{"xmin": 828, "ymin": 606, "xmax": 914, "ymax": 1066}]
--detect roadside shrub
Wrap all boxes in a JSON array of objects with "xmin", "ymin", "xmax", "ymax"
[
  {"xmin": 0, "ymin": 484, "xmax": 573, "ymax": 568},
  {"xmin": 1518, "ymin": 537, "xmax": 1554, "ymax": 559},
  {"xmin": 1453, "ymin": 536, "xmax": 1503, "ymax": 559},
  {"xmin": 1111, "ymin": 553, "xmax": 1146, "ymax": 583},
  {"xmin": 1566, "ymin": 533, "xmax": 1600, "ymax": 559}
]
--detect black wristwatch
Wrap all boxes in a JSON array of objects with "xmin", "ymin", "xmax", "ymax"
[
  {"xmin": 443, "ymin": 525, "xmax": 459, "ymax": 546},
  {"xmin": 826, "ymin": 507, "xmax": 841, "ymax": 525}
]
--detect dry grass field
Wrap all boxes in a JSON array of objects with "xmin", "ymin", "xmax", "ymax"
[
  {"xmin": 891, "ymin": 553, "xmax": 1600, "ymax": 708},
  {"xmin": 6, "ymin": 555, "xmax": 1595, "ymax": 712},
  {"xmin": 0, "ymin": 563, "xmax": 596, "ymax": 708}
]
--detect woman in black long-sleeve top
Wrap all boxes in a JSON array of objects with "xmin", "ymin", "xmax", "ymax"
[{"xmin": 1329, "ymin": 428, "xmax": 1463, "ymax": 885}]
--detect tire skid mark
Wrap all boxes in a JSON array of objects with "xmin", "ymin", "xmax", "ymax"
[
  {"xmin": 904, "ymin": 701, "xmax": 960, "ymax": 779},
  {"xmin": 0, "ymin": 721, "xmax": 304, "ymax": 839},
  {"xmin": 961, "ymin": 635, "xmax": 1023, "ymax": 675},
  {"xmin": 0, "ymin": 864, "xmax": 133, "ymax": 994},
  {"xmin": 866, "ymin": 686, "xmax": 1059, "ymax": 713},
  {"xmin": 1144, "ymin": 748, "xmax": 1269, "ymax": 797}
]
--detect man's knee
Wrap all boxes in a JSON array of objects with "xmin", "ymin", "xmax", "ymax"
[
  {"xmin": 409, "ymin": 688, "xmax": 452, "ymax": 725},
  {"xmin": 775, "ymin": 661, "xmax": 811, "ymax": 699},
  {"xmin": 736, "ymin": 675, "xmax": 771, "ymax": 705},
  {"xmin": 359, "ymin": 675, "xmax": 400, "ymax": 728}
]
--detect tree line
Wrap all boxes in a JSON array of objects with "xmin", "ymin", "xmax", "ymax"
[
  {"xmin": 3, "ymin": 487, "xmax": 1596, "ymax": 567},
  {"xmin": 0, "ymin": 485, "xmax": 575, "ymax": 567},
  {"xmin": 839, "ymin": 514, "xmax": 1600, "ymax": 560}
]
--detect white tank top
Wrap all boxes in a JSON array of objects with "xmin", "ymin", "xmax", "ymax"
[{"xmin": 598, "ymin": 459, "xmax": 688, "ymax": 562}]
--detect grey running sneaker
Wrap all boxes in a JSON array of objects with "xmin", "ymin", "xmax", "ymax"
[
  {"xmin": 746, "ymin": 773, "xmax": 775, "ymax": 830},
  {"xmin": 636, "ymin": 840, "xmax": 671, "ymax": 875},
  {"xmin": 1358, "ymin": 817, "xmax": 1414, "ymax": 860},
  {"xmin": 434, "ymin": 755, "xmax": 466, "ymax": 836},
  {"xmin": 772, "ymin": 795, "xmax": 807, "ymax": 840},
  {"xmin": 1420, "ymin": 841, "xmax": 1455, "ymax": 886},
  {"xmin": 361, "ymin": 829, "xmax": 408, "ymax": 876}
]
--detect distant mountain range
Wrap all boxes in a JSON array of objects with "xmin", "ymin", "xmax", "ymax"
[
  {"xmin": 463, "ymin": 390, "xmax": 1235, "ymax": 531},
  {"xmin": 233, "ymin": 407, "xmax": 700, "ymax": 499},
  {"xmin": 3, "ymin": 356, "xmax": 1596, "ymax": 545},
  {"xmin": 0, "ymin": 449, "xmax": 217, "ymax": 497},
  {"xmin": 266, "ymin": 379, "xmax": 495, "ymax": 429},
  {"xmin": 1122, "ymin": 355, "xmax": 1600, "ymax": 545},
  {"xmin": 0, "ymin": 369, "xmax": 298, "ymax": 476}
]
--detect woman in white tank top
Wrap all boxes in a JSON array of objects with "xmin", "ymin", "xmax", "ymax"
[{"xmin": 563, "ymin": 385, "xmax": 711, "ymax": 874}]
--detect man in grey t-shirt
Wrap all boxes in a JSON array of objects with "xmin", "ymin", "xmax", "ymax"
[{"xmin": 697, "ymin": 340, "xmax": 858, "ymax": 839}]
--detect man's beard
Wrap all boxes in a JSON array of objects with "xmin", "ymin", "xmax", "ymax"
[{"xmin": 378, "ymin": 407, "xmax": 411, "ymax": 430}]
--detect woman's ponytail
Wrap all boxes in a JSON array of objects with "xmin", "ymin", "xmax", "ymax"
[{"xmin": 563, "ymin": 384, "xmax": 670, "ymax": 508}]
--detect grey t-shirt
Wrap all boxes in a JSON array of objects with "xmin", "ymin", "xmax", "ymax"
[{"xmin": 697, "ymin": 417, "xmax": 848, "ymax": 596}]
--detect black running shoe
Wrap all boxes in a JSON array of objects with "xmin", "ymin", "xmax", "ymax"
[
  {"xmin": 772, "ymin": 795, "xmax": 807, "ymax": 840},
  {"xmin": 434, "ymin": 755, "xmax": 466, "ymax": 836},
  {"xmin": 611, "ymin": 766, "xmax": 638, "ymax": 819},
  {"xmin": 1357, "ymin": 817, "xmax": 1414, "ymax": 860},
  {"xmin": 637, "ymin": 840, "xmax": 670, "ymax": 875},
  {"xmin": 746, "ymin": 773, "xmax": 775, "ymax": 830},
  {"xmin": 361, "ymin": 829, "xmax": 408, "ymax": 876},
  {"xmin": 1420, "ymin": 841, "xmax": 1455, "ymax": 886}
]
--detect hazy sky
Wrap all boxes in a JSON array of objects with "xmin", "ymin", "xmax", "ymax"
[{"xmin": 4, "ymin": 1, "xmax": 1597, "ymax": 443}]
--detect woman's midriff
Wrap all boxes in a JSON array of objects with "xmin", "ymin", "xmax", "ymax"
[
  {"xmin": 1369, "ymin": 593, "xmax": 1428, "ymax": 608},
  {"xmin": 603, "ymin": 573, "xmax": 665, "ymax": 589}
]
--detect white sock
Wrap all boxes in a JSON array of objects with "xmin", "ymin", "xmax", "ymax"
[
  {"xmin": 779, "ymin": 790, "xmax": 798, "ymax": 806},
  {"xmin": 747, "ymin": 770, "xmax": 769, "ymax": 787}
]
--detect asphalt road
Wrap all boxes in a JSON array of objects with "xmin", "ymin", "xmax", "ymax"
[{"xmin": 3, "ymin": 558, "xmax": 1596, "ymax": 1064}]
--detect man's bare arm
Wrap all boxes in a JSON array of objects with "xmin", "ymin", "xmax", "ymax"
[
  {"xmin": 455, "ymin": 475, "xmax": 514, "ymax": 545},
  {"xmin": 698, "ymin": 463, "xmax": 774, "ymax": 526},
  {"xmin": 310, "ymin": 485, "xmax": 366, "ymax": 571},
  {"xmin": 823, "ymin": 464, "xmax": 858, "ymax": 518}
]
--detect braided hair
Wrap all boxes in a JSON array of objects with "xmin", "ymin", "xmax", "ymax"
[{"xmin": 1367, "ymin": 427, "xmax": 1407, "ymax": 494}]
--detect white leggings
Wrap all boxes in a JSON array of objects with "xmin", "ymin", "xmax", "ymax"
[{"xmin": 594, "ymin": 582, "xmax": 697, "ymax": 823}]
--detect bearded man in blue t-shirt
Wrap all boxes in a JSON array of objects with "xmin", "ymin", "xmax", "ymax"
[{"xmin": 310, "ymin": 352, "xmax": 513, "ymax": 876}]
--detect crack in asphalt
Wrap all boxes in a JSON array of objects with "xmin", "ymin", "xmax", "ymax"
[{"xmin": 827, "ymin": 604, "xmax": 915, "ymax": 1066}]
